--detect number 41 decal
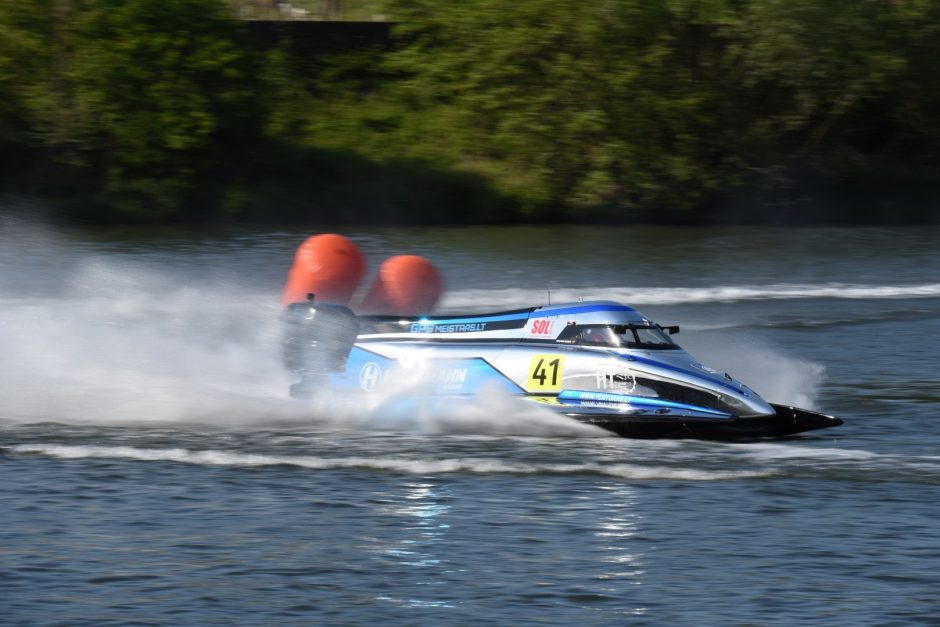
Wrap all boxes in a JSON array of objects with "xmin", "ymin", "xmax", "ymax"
[{"xmin": 528, "ymin": 354, "xmax": 565, "ymax": 392}]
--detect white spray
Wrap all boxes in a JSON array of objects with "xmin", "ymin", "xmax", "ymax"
[
  {"xmin": 0, "ymin": 221, "xmax": 608, "ymax": 436},
  {"xmin": 0, "ymin": 220, "xmax": 827, "ymax": 431}
]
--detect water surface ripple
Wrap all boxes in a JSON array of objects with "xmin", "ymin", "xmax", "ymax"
[{"xmin": 2, "ymin": 223, "xmax": 939, "ymax": 625}]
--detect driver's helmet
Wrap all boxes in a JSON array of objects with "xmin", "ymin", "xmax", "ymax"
[{"xmin": 582, "ymin": 327, "xmax": 609, "ymax": 344}]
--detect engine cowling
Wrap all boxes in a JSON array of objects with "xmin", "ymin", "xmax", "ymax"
[{"xmin": 282, "ymin": 298, "xmax": 359, "ymax": 398}]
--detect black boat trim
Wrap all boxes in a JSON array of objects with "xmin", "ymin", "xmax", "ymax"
[{"xmin": 566, "ymin": 403, "xmax": 843, "ymax": 440}]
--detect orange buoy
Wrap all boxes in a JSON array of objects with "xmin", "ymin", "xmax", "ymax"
[
  {"xmin": 359, "ymin": 255, "xmax": 443, "ymax": 315},
  {"xmin": 280, "ymin": 234, "xmax": 366, "ymax": 306}
]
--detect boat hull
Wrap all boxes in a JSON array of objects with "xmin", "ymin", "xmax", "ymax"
[{"xmin": 565, "ymin": 403, "xmax": 843, "ymax": 440}]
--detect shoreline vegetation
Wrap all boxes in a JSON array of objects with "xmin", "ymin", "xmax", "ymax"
[{"xmin": 1, "ymin": 0, "xmax": 938, "ymax": 226}]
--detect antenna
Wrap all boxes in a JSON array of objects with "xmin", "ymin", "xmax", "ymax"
[{"xmin": 547, "ymin": 289, "xmax": 551, "ymax": 305}]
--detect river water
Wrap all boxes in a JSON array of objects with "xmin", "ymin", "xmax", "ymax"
[{"xmin": 2, "ymin": 219, "xmax": 939, "ymax": 625}]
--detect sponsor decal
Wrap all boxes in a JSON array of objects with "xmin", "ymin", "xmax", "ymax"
[
  {"xmin": 423, "ymin": 367, "xmax": 468, "ymax": 390},
  {"xmin": 361, "ymin": 362, "xmax": 469, "ymax": 391},
  {"xmin": 595, "ymin": 371, "xmax": 637, "ymax": 393},
  {"xmin": 568, "ymin": 390, "xmax": 634, "ymax": 403},
  {"xmin": 410, "ymin": 322, "xmax": 487, "ymax": 334},
  {"xmin": 527, "ymin": 354, "xmax": 565, "ymax": 392},
  {"xmin": 571, "ymin": 399, "xmax": 636, "ymax": 410},
  {"xmin": 530, "ymin": 318, "xmax": 554, "ymax": 336},
  {"xmin": 358, "ymin": 362, "xmax": 385, "ymax": 391}
]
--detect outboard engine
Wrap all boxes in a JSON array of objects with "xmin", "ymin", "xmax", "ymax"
[{"xmin": 282, "ymin": 295, "xmax": 360, "ymax": 399}]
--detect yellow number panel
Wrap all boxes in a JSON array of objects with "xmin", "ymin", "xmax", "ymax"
[{"xmin": 527, "ymin": 354, "xmax": 565, "ymax": 392}]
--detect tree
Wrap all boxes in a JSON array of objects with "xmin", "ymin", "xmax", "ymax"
[
  {"xmin": 349, "ymin": 0, "xmax": 746, "ymax": 219},
  {"xmin": 63, "ymin": 0, "xmax": 261, "ymax": 220},
  {"xmin": 0, "ymin": 0, "xmax": 55, "ymax": 156}
]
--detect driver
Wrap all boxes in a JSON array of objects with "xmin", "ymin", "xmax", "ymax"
[{"xmin": 582, "ymin": 327, "xmax": 611, "ymax": 345}]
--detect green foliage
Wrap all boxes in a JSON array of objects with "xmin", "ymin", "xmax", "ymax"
[
  {"xmin": 730, "ymin": 1, "xmax": 920, "ymax": 162},
  {"xmin": 233, "ymin": 0, "xmax": 388, "ymax": 21},
  {"xmin": 0, "ymin": 0, "xmax": 54, "ymax": 154},
  {"xmin": 1, "ymin": 0, "xmax": 939, "ymax": 223},
  {"xmin": 67, "ymin": 0, "xmax": 262, "ymax": 219},
  {"xmin": 317, "ymin": 0, "xmax": 748, "ymax": 218},
  {"xmin": 358, "ymin": 0, "xmax": 939, "ymax": 220},
  {"xmin": 1, "ymin": 0, "xmax": 264, "ymax": 220}
]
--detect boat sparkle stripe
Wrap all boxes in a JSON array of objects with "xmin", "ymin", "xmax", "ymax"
[
  {"xmin": 359, "ymin": 302, "xmax": 645, "ymax": 339},
  {"xmin": 529, "ymin": 303, "xmax": 637, "ymax": 316},
  {"xmin": 411, "ymin": 311, "xmax": 532, "ymax": 325},
  {"xmin": 405, "ymin": 303, "xmax": 637, "ymax": 327},
  {"xmin": 357, "ymin": 336, "xmax": 746, "ymax": 398},
  {"xmin": 556, "ymin": 390, "xmax": 734, "ymax": 417}
]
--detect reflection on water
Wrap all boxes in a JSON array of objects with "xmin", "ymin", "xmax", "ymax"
[
  {"xmin": 370, "ymin": 479, "xmax": 652, "ymax": 615},
  {"xmin": 377, "ymin": 481, "xmax": 454, "ymax": 609},
  {"xmin": 593, "ymin": 484, "xmax": 647, "ymax": 617},
  {"xmin": 596, "ymin": 485, "xmax": 644, "ymax": 578}
]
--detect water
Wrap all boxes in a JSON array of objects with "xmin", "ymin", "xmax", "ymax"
[{"xmin": 2, "ymin": 219, "xmax": 939, "ymax": 625}]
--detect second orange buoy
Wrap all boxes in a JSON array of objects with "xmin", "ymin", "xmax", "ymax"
[
  {"xmin": 359, "ymin": 255, "xmax": 443, "ymax": 315},
  {"xmin": 280, "ymin": 234, "xmax": 366, "ymax": 306}
]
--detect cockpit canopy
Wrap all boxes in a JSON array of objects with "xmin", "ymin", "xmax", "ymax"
[{"xmin": 557, "ymin": 324, "xmax": 680, "ymax": 350}]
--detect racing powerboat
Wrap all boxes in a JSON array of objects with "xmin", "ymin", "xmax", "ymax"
[{"xmin": 282, "ymin": 298, "xmax": 843, "ymax": 440}]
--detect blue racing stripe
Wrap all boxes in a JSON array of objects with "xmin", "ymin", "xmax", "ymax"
[
  {"xmin": 558, "ymin": 390, "xmax": 733, "ymax": 417},
  {"xmin": 541, "ymin": 304, "xmax": 636, "ymax": 316},
  {"xmin": 417, "ymin": 311, "xmax": 532, "ymax": 325},
  {"xmin": 417, "ymin": 303, "xmax": 636, "ymax": 326}
]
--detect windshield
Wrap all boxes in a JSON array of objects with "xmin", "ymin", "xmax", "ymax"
[
  {"xmin": 614, "ymin": 325, "xmax": 678, "ymax": 349},
  {"xmin": 573, "ymin": 324, "xmax": 678, "ymax": 349}
]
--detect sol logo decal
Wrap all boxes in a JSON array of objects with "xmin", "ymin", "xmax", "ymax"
[
  {"xmin": 530, "ymin": 319, "xmax": 554, "ymax": 336},
  {"xmin": 359, "ymin": 362, "xmax": 384, "ymax": 391}
]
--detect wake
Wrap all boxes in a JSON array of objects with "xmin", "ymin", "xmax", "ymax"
[{"xmin": 444, "ymin": 283, "xmax": 940, "ymax": 309}]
